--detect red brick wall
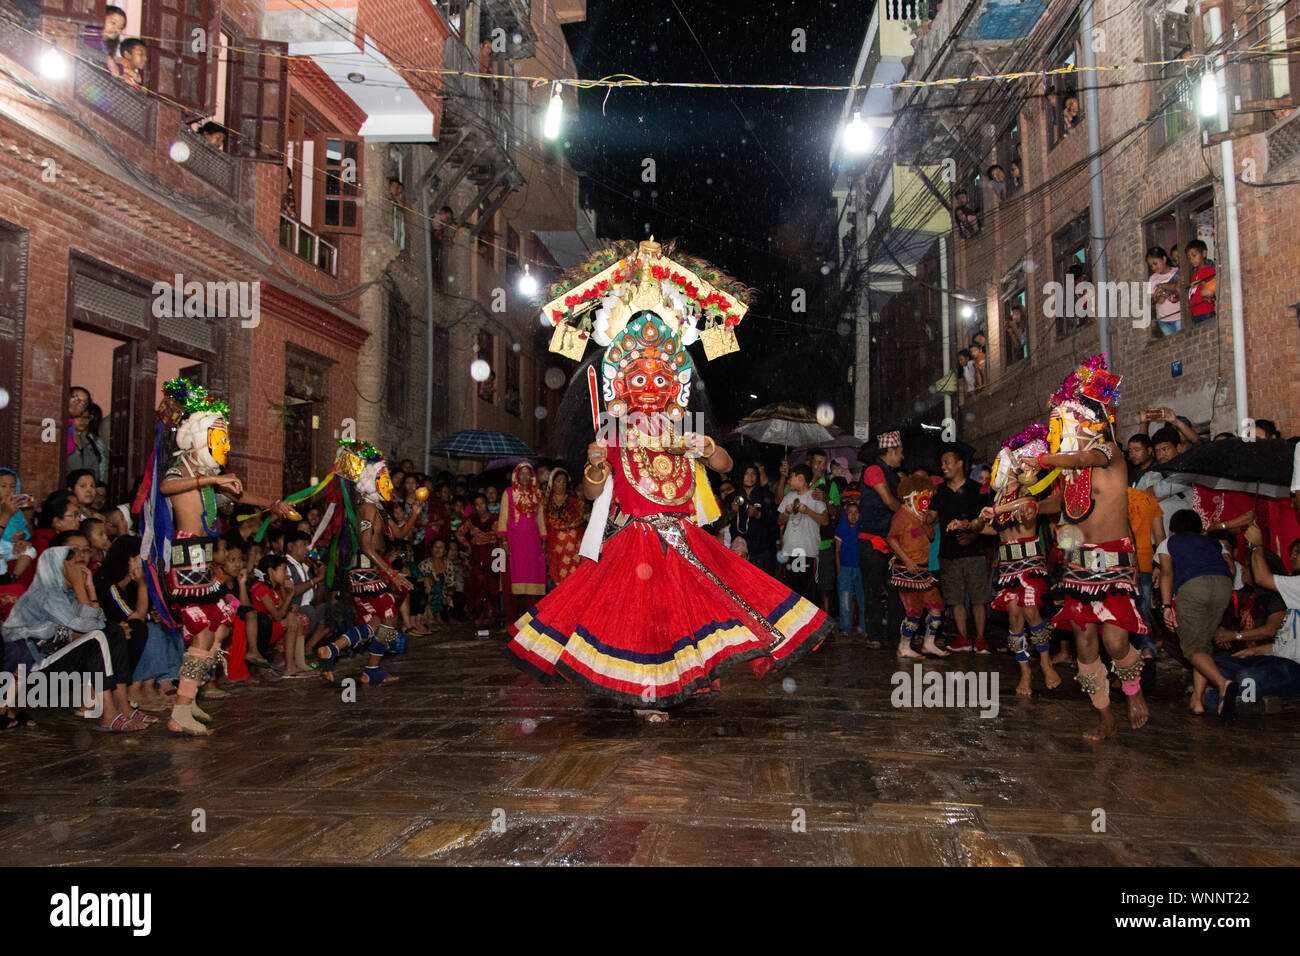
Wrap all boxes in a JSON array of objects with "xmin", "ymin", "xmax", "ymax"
[{"xmin": 950, "ymin": 0, "xmax": 1300, "ymax": 460}]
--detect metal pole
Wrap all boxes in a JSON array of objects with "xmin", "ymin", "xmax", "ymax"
[
  {"xmin": 422, "ymin": 149, "xmax": 437, "ymax": 476},
  {"xmin": 939, "ymin": 234, "xmax": 952, "ymax": 427},
  {"xmin": 1221, "ymin": 137, "xmax": 1248, "ymax": 429},
  {"xmin": 1080, "ymin": 0, "xmax": 1110, "ymax": 358}
]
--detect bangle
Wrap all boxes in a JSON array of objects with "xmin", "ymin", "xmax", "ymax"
[
  {"xmin": 701, "ymin": 436, "xmax": 717, "ymax": 458},
  {"xmin": 195, "ymin": 477, "xmax": 202, "ymax": 492},
  {"xmin": 584, "ymin": 462, "xmax": 609, "ymax": 484},
  {"xmin": 1037, "ymin": 453, "xmax": 1049, "ymax": 470}
]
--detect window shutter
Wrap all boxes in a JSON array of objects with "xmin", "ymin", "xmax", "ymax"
[
  {"xmin": 230, "ymin": 36, "xmax": 287, "ymax": 160},
  {"xmin": 40, "ymin": 0, "xmax": 103, "ymax": 25},
  {"xmin": 311, "ymin": 134, "xmax": 364, "ymax": 235},
  {"xmin": 147, "ymin": 0, "xmax": 212, "ymax": 115}
]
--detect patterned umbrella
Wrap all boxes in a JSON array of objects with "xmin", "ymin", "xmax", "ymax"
[
  {"xmin": 431, "ymin": 430, "xmax": 535, "ymax": 459},
  {"xmin": 735, "ymin": 402, "xmax": 834, "ymax": 448}
]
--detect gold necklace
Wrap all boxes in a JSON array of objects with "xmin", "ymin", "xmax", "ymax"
[{"xmin": 622, "ymin": 441, "xmax": 693, "ymax": 505}]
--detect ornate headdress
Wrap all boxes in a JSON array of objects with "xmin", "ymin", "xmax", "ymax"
[
  {"xmin": 1047, "ymin": 355, "xmax": 1121, "ymax": 524},
  {"xmin": 335, "ymin": 439, "xmax": 391, "ymax": 504},
  {"xmin": 162, "ymin": 378, "xmax": 229, "ymax": 476},
  {"xmin": 541, "ymin": 238, "xmax": 753, "ymax": 362},
  {"xmin": 991, "ymin": 423, "xmax": 1050, "ymax": 496}
]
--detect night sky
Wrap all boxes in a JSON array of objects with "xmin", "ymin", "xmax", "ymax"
[{"xmin": 558, "ymin": 0, "xmax": 868, "ymax": 425}]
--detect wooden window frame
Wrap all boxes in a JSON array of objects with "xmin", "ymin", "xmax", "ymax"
[
  {"xmin": 1000, "ymin": 283, "xmax": 1028, "ymax": 368},
  {"xmin": 0, "ymin": 219, "xmax": 28, "ymax": 471},
  {"xmin": 1142, "ymin": 186, "xmax": 1216, "ymax": 338},
  {"xmin": 312, "ymin": 133, "xmax": 364, "ymax": 236},
  {"xmin": 145, "ymin": 0, "xmax": 213, "ymax": 116},
  {"xmin": 476, "ymin": 329, "xmax": 496, "ymax": 404},
  {"xmin": 1045, "ymin": 18, "xmax": 1083, "ymax": 151},
  {"xmin": 41, "ymin": 0, "xmax": 105, "ymax": 25},
  {"xmin": 227, "ymin": 32, "xmax": 288, "ymax": 161},
  {"xmin": 504, "ymin": 347, "xmax": 520, "ymax": 418},
  {"xmin": 385, "ymin": 292, "xmax": 410, "ymax": 419}
]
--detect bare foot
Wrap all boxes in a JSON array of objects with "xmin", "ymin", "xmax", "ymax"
[
  {"xmin": 1083, "ymin": 707, "xmax": 1117, "ymax": 741},
  {"xmin": 1040, "ymin": 659, "xmax": 1063, "ymax": 690},
  {"xmin": 1127, "ymin": 691, "xmax": 1149, "ymax": 730},
  {"xmin": 921, "ymin": 641, "xmax": 950, "ymax": 658},
  {"xmin": 1016, "ymin": 674, "xmax": 1033, "ymax": 697},
  {"xmin": 896, "ymin": 646, "xmax": 923, "ymax": 660},
  {"xmin": 634, "ymin": 709, "xmax": 669, "ymax": 723}
]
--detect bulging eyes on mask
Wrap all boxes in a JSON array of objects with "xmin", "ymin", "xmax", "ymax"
[
  {"xmin": 376, "ymin": 472, "xmax": 394, "ymax": 501},
  {"xmin": 208, "ymin": 426, "xmax": 230, "ymax": 467}
]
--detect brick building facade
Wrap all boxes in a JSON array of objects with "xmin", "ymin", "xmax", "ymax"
[
  {"xmin": 0, "ymin": 0, "xmax": 370, "ymax": 507},
  {"xmin": 838, "ymin": 0, "xmax": 1300, "ymax": 459}
]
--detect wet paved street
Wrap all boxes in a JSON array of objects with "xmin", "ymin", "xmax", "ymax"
[{"xmin": 3, "ymin": 624, "xmax": 1299, "ymax": 866}]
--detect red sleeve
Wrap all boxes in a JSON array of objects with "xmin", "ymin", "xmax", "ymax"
[
  {"xmin": 863, "ymin": 465, "xmax": 885, "ymax": 487},
  {"xmin": 250, "ymin": 582, "xmax": 275, "ymax": 611}
]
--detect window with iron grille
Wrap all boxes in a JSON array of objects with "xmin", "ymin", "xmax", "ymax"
[
  {"xmin": 477, "ymin": 329, "xmax": 496, "ymax": 404},
  {"xmin": 504, "ymin": 346, "xmax": 520, "ymax": 417},
  {"xmin": 1053, "ymin": 213, "xmax": 1092, "ymax": 338},
  {"xmin": 1148, "ymin": 1, "xmax": 1195, "ymax": 151},
  {"xmin": 386, "ymin": 292, "xmax": 411, "ymax": 419}
]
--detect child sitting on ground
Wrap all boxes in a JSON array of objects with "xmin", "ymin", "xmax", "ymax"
[{"xmin": 250, "ymin": 553, "xmax": 312, "ymax": 678}]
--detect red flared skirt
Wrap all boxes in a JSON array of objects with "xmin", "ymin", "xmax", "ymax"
[{"xmin": 506, "ymin": 516, "xmax": 830, "ymax": 708}]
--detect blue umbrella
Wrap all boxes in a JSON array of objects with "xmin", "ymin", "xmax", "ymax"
[{"xmin": 432, "ymin": 430, "xmax": 534, "ymax": 459}]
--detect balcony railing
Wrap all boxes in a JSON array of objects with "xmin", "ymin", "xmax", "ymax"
[
  {"xmin": 279, "ymin": 214, "xmax": 338, "ymax": 276},
  {"xmin": 73, "ymin": 57, "xmax": 156, "ymax": 144},
  {"xmin": 175, "ymin": 123, "xmax": 238, "ymax": 197}
]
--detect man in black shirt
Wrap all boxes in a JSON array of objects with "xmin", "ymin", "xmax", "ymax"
[
  {"xmin": 1126, "ymin": 433, "xmax": 1155, "ymax": 486},
  {"xmin": 729, "ymin": 463, "xmax": 778, "ymax": 575},
  {"xmin": 930, "ymin": 447, "xmax": 992, "ymax": 652}
]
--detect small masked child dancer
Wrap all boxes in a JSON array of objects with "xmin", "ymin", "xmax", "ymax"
[
  {"xmin": 973, "ymin": 425, "xmax": 1064, "ymax": 696},
  {"xmin": 887, "ymin": 475, "xmax": 950, "ymax": 659}
]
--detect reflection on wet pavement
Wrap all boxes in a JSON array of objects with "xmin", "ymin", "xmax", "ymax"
[{"xmin": 1, "ymin": 627, "xmax": 1297, "ymax": 866}]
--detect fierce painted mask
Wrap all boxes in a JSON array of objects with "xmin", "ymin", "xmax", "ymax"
[{"xmin": 602, "ymin": 311, "xmax": 692, "ymax": 423}]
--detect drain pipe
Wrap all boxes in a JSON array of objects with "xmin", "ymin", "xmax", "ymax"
[
  {"xmin": 422, "ymin": 148, "xmax": 437, "ymax": 475},
  {"xmin": 1080, "ymin": 0, "xmax": 1110, "ymax": 359}
]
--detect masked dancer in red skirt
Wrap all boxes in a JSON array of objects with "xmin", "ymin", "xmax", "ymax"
[{"xmin": 507, "ymin": 238, "xmax": 831, "ymax": 721}]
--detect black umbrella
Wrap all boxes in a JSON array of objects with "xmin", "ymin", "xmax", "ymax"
[{"xmin": 1155, "ymin": 438, "xmax": 1293, "ymax": 496}]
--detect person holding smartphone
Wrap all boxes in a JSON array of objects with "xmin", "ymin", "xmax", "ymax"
[{"xmin": 778, "ymin": 465, "xmax": 827, "ymax": 600}]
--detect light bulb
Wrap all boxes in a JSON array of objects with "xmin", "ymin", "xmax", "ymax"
[
  {"xmin": 843, "ymin": 111, "xmax": 873, "ymax": 153},
  {"xmin": 518, "ymin": 264, "xmax": 538, "ymax": 296},
  {"xmin": 40, "ymin": 46, "xmax": 68, "ymax": 79},
  {"xmin": 543, "ymin": 83, "xmax": 563, "ymax": 140},
  {"xmin": 1199, "ymin": 70, "xmax": 1220, "ymax": 117}
]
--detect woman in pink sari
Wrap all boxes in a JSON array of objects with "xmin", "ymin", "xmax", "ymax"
[{"xmin": 498, "ymin": 463, "xmax": 547, "ymax": 621}]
